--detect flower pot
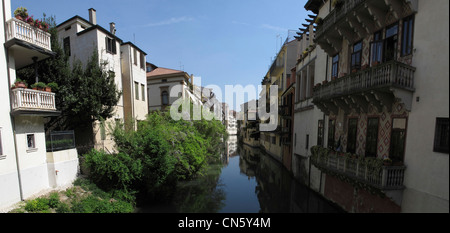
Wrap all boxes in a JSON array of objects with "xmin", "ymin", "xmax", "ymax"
[
  {"xmin": 15, "ymin": 82, "xmax": 27, "ymax": 88},
  {"xmin": 44, "ymin": 87, "xmax": 52, "ymax": 92},
  {"xmin": 15, "ymin": 15, "xmax": 23, "ymax": 21}
]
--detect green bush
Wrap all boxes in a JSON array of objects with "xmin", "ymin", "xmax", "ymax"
[{"xmin": 25, "ymin": 198, "xmax": 50, "ymax": 212}]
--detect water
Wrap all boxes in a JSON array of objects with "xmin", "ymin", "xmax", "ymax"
[{"xmin": 137, "ymin": 136, "xmax": 344, "ymax": 213}]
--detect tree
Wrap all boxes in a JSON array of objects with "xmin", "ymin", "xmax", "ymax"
[{"xmin": 17, "ymin": 15, "xmax": 121, "ymax": 131}]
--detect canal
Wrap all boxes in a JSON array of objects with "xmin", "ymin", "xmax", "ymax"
[{"xmin": 137, "ymin": 136, "xmax": 344, "ymax": 213}]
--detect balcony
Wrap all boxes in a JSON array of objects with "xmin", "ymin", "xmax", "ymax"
[
  {"xmin": 11, "ymin": 88, "xmax": 59, "ymax": 116},
  {"xmin": 315, "ymin": 0, "xmax": 417, "ymax": 56},
  {"xmin": 311, "ymin": 146, "xmax": 406, "ymax": 191},
  {"xmin": 313, "ymin": 60, "xmax": 415, "ymax": 114},
  {"xmin": 5, "ymin": 18, "xmax": 54, "ymax": 69}
]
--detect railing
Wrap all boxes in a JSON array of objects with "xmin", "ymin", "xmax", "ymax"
[
  {"xmin": 46, "ymin": 131, "xmax": 76, "ymax": 152},
  {"xmin": 315, "ymin": 0, "xmax": 366, "ymax": 40},
  {"xmin": 5, "ymin": 18, "xmax": 52, "ymax": 51},
  {"xmin": 313, "ymin": 60, "xmax": 416, "ymax": 101},
  {"xmin": 311, "ymin": 146, "xmax": 406, "ymax": 190},
  {"xmin": 11, "ymin": 88, "xmax": 56, "ymax": 111}
]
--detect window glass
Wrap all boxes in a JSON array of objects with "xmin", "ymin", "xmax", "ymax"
[
  {"xmin": 434, "ymin": 118, "xmax": 449, "ymax": 153},
  {"xmin": 347, "ymin": 118, "xmax": 358, "ymax": 154},
  {"xmin": 366, "ymin": 118, "xmax": 379, "ymax": 157},
  {"xmin": 162, "ymin": 91, "xmax": 169, "ymax": 105}
]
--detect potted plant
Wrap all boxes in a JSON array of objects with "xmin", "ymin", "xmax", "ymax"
[
  {"xmin": 46, "ymin": 82, "xmax": 58, "ymax": 92},
  {"xmin": 14, "ymin": 78, "xmax": 27, "ymax": 88},
  {"xmin": 14, "ymin": 7, "xmax": 28, "ymax": 21},
  {"xmin": 322, "ymin": 80, "xmax": 328, "ymax": 85},
  {"xmin": 31, "ymin": 82, "xmax": 46, "ymax": 91},
  {"xmin": 25, "ymin": 15, "xmax": 34, "ymax": 26},
  {"xmin": 383, "ymin": 158, "xmax": 392, "ymax": 166}
]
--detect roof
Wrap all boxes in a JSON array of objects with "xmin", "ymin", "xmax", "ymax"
[
  {"xmin": 146, "ymin": 67, "xmax": 186, "ymax": 78},
  {"xmin": 304, "ymin": 0, "xmax": 323, "ymax": 13}
]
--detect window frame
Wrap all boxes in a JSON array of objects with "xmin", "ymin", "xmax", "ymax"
[
  {"xmin": 351, "ymin": 41, "xmax": 363, "ymax": 70},
  {"xmin": 346, "ymin": 118, "xmax": 358, "ymax": 154},
  {"xmin": 0, "ymin": 128, "xmax": 3, "ymax": 156},
  {"xmin": 63, "ymin": 36, "xmax": 71, "ymax": 56},
  {"xmin": 365, "ymin": 117, "xmax": 379, "ymax": 157},
  {"xmin": 331, "ymin": 54, "xmax": 339, "ymax": 79},
  {"xmin": 328, "ymin": 119, "xmax": 336, "ymax": 150},
  {"xmin": 401, "ymin": 15, "xmax": 415, "ymax": 57},
  {"xmin": 434, "ymin": 118, "xmax": 449, "ymax": 154},
  {"xmin": 105, "ymin": 37, "xmax": 117, "ymax": 54},
  {"xmin": 134, "ymin": 82, "xmax": 139, "ymax": 100},
  {"xmin": 141, "ymin": 84, "xmax": 145, "ymax": 101},
  {"xmin": 161, "ymin": 91, "xmax": 169, "ymax": 105},
  {"xmin": 27, "ymin": 134, "xmax": 36, "ymax": 151}
]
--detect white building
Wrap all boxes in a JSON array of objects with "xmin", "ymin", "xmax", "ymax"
[
  {"xmin": 1, "ymin": 2, "xmax": 78, "ymax": 211},
  {"xmin": 56, "ymin": 8, "xmax": 148, "ymax": 152}
]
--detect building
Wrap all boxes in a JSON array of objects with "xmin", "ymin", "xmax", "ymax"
[
  {"xmin": 146, "ymin": 67, "xmax": 199, "ymax": 112},
  {"xmin": 240, "ymin": 100, "xmax": 259, "ymax": 148},
  {"xmin": 291, "ymin": 16, "xmax": 326, "ymax": 189},
  {"xmin": 1, "ymin": 2, "xmax": 78, "ymax": 210},
  {"xmin": 56, "ymin": 8, "xmax": 148, "ymax": 152},
  {"xmin": 304, "ymin": 0, "xmax": 448, "ymax": 212},
  {"xmin": 259, "ymin": 33, "xmax": 299, "ymax": 164}
]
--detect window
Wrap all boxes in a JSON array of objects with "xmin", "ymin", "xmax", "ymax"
[
  {"xmin": 161, "ymin": 91, "xmax": 169, "ymax": 105},
  {"xmin": 317, "ymin": 120, "xmax": 324, "ymax": 146},
  {"xmin": 106, "ymin": 37, "xmax": 117, "ymax": 54},
  {"xmin": 384, "ymin": 23, "xmax": 398, "ymax": 62},
  {"xmin": 63, "ymin": 37, "xmax": 71, "ymax": 56},
  {"xmin": 434, "ymin": 118, "xmax": 449, "ymax": 153},
  {"xmin": 328, "ymin": 119, "xmax": 335, "ymax": 149},
  {"xmin": 331, "ymin": 54, "xmax": 339, "ymax": 79},
  {"xmin": 27, "ymin": 134, "xmax": 35, "ymax": 149},
  {"xmin": 351, "ymin": 41, "xmax": 362, "ymax": 70},
  {"xmin": 370, "ymin": 31, "xmax": 383, "ymax": 65},
  {"xmin": 366, "ymin": 118, "xmax": 379, "ymax": 157},
  {"xmin": 141, "ymin": 84, "xmax": 145, "ymax": 101},
  {"xmin": 0, "ymin": 128, "xmax": 3, "ymax": 156},
  {"xmin": 162, "ymin": 79, "xmax": 167, "ymax": 83},
  {"xmin": 135, "ymin": 82, "xmax": 139, "ymax": 100},
  {"xmin": 306, "ymin": 134, "xmax": 309, "ymax": 149},
  {"xmin": 134, "ymin": 49, "xmax": 138, "ymax": 66},
  {"xmin": 347, "ymin": 118, "xmax": 358, "ymax": 154},
  {"xmin": 402, "ymin": 16, "xmax": 414, "ymax": 56},
  {"xmin": 390, "ymin": 118, "xmax": 407, "ymax": 161},
  {"xmin": 140, "ymin": 53, "xmax": 145, "ymax": 70}
]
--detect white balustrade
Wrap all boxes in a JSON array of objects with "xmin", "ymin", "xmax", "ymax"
[
  {"xmin": 11, "ymin": 88, "xmax": 56, "ymax": 111},
  {"xmin": 5, "ymin": 18, "xmax": 52, "ymax": 51}
]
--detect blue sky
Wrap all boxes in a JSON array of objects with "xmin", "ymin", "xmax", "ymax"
[{"xmin": 11, "ymin": 0, "xmax": 310, "ymax": 110}]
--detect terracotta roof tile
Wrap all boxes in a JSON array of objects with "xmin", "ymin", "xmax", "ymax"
[{"xmin": 147, "ymin": 67, "xmax": 184, "ymax": 77}]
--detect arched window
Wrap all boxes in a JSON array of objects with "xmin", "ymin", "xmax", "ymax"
[{"xmin": 162, "ymin": 91, "xmax": 169, "ymax": 105}]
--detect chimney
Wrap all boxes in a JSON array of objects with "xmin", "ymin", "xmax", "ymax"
[
  {"xmin": 110, "ymin": 22, "xmax": 116, "ymax": 35},
  {"xmin": 89, "ymin": 8, "xmax": 97, "ymax": 25}
]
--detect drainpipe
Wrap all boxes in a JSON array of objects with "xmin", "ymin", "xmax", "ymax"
[{"xmin": 3, "ymin": 0, "xmax": 24, "ymax": 201}]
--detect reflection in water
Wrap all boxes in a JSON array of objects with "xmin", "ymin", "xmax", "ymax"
[{"xmin": 138, "ymin": 138, "xmax": 343, "ymax": 213}]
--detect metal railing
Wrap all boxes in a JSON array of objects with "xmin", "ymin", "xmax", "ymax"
[
  {"xmin": 313, "ymin": 60, "xmax": 416, "ymax": 101},
  {"xmin": 5, "ymin": 18, "xmax": 52, "ymax": 51},
  {"xmin": 11, "ymin": 88, "xmax": 56, "ymax": 111},
  {"xmin": 46, "ymin": 131, "xmax": 76, "ymax": 152}
]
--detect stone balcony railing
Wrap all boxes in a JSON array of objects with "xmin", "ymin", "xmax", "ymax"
[
  {"xmin": 311, "ymin": 146, "xmax": 406, "ymax": 191},
  {"xmin": 5, "ymin": 18, "xmax": 52, "ymax": 51},
  {"xmin": 11, "ymin": 88, "xmax": 56, "ymax": 112},
  {"xmin": 312, "ymin": 60, "xmax": 415, "ymax": 113},
  {"xmin": 314, "ymin": 60, "xmax": 415, "ymax": 100}
]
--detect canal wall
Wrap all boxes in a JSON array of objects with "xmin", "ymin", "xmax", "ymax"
[{"xmin": 323, "ymin": 175, "xmax": 401, "ymax": 213}]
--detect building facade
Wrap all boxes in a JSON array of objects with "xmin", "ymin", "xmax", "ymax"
[
  {"xmin": 56, "ymin": 8, "xmax": 148, "ymax": 152},
  {"xmin": 303, "ymin": 0, "xmax": 448, "ymax": 212},
  {"xmin": 1, "ymin": 2, "xmax": 78, "ymax": 210}
]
